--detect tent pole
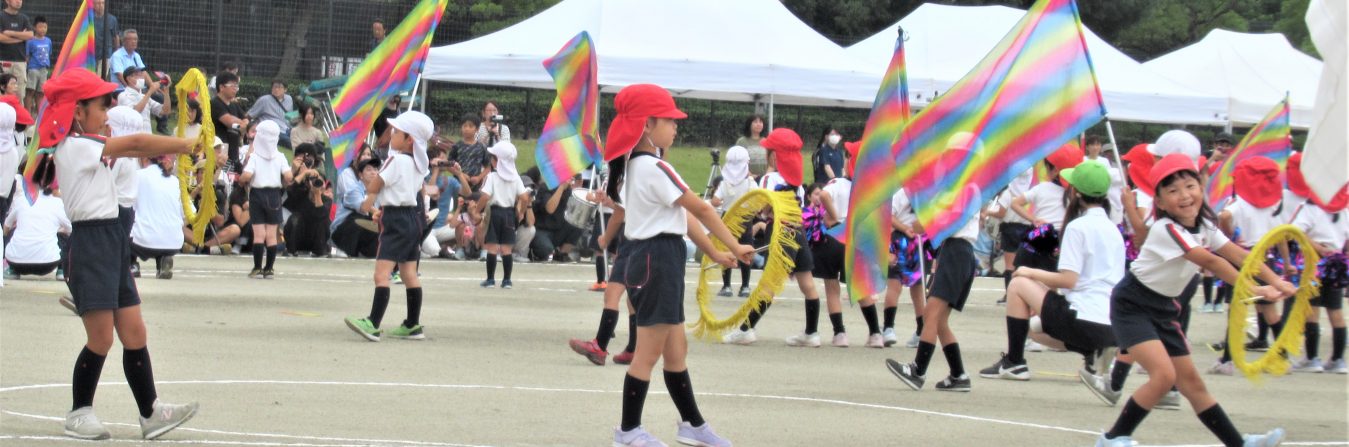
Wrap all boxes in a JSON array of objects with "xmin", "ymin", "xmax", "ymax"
[
  {"xmin": 768, "ymin": 94, "xmax": 775, "ymax": 129},
  {"xmin": 420, "ymin": 79, "xmax": 428, "ymax": 113},
  {"xmin": 1105, "ymin": 119, "xmax": 1128, "ymax": 188},
  {"xmin": 404, "ymin": 73, "xmax": 423, "ymax": 113}
]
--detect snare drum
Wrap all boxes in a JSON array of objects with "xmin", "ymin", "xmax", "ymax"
[{"xmin": 564, "ymin": 188, "xmax": 599, "ymax": 229}]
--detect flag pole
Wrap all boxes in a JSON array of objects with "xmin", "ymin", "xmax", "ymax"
[
  {"xmin": 1105, "ymin": 119, "xmax": 1128, "ymax": 189},
  {"xmin": 593, "ymin": 162, "xmax": 608, "ymax": 281}
]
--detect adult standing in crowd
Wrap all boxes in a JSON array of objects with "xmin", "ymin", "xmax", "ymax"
[
  {"xmin": 92, "ymin": 0, "xmax": 118, "ymax": 79},
  {"xmin": 0, "ymin": 0, "xmax": 33, "ymax": 105},
  {"xmin": 476, "ymin": 101, "xmax": 511, "ymax": 146},
  {"xmin": 109, "ymin": 29, "xmax": 144, "ymax": 88},
  {"xmin": 211, "ymin": 71, "xmax": 249, "ymax": 169},
  {"xmin": 370, "ymin": 19, "xmax": 385, "ymax": 52},
  {"xmin": 247, "ymin": 79, "xmax": 294, "ymax": 148},
  {"xmin": 736, "ymin": 114, "xmax": 768, "ymax": 178}
]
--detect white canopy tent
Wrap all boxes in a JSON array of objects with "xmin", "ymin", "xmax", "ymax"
[
  {"xmin": 845, "ymin": 4, "xmax": 1230, "ymax": 126},
  {"xmin": 1144, "ymin": 29, "xmax": 1323, "ymax": 128},
  {"xmin": 421, "ymin": 0, "xmax": 877, "ymax": 109}
]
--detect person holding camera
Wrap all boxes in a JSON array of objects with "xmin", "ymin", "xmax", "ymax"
[
  {"xmin": 514, "ymin": 176, "xmax": 538, "ymax": 262},
  {"xmin": 247, "ymin": 79, "xmax": 294, "ymax": 148},
  {"xmin": 530, "ymin": 170, "xmax": 583, "ymax": 263},
  {"xmin": 476, "ymin": 101, "xmax": 510, "ymax": 147},
  {"xmin": 116, "ymin": 67, "xmax": 170, "ymax": 134},
  {"xmin": 421, "ymin": 145, "xmax": 469, "ymax": 258},
  {"xmin": 283, "ymin": 143, "xmax": 331, "ymax": 257}
]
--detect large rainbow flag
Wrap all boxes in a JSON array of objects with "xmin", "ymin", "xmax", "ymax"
[
  {"xmin": 328, "ymin": 0, "xmax": 448, "ymax": 172},
  {"xmin": 896, "ymin": 0, "xmax": 1106, "ymax": 245},
  {"xmin": 21, "ymin": 0, "xmax": 96, "ymax": 204},
  {"xmin": 843, "ymin": 33, "xmax": 911, "ymax": 301},
  {"xmin": 536, "ymin": 31, "xmax": 601, "ymax": 189},
  {"xmin": 1206, "ymin": 97, "xmax": 1292, "ymax": 211}
]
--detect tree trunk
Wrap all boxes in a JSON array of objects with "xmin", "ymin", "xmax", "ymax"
[{"xmin": 275, "ymin": 0, "xmax": 324, "ymax": 79}]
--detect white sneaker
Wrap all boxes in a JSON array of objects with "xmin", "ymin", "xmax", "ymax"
[
  {"xmin": 905, "ymin": 333, "xmax": 921, "ymax": 349},
  {"xmin": 1207, "ymin": 360, "xmax": 1235, "ymax": 376},
  {"xmin": 1292, "ymin": 357, "xmax": 1325, "ymax": 373},
  {"xmin": 865, "ymin": 333, "xmax": 885, "ymax": 348},
  {"xmin": 140, "ymin": 400, "xmax": 199, "ymax": 440},
  {"xmin": 1025, "ymin": 340, "xmax": 1046, "ymax": 352},
  {"xmin": 1325, "ymin": 358, "xmax": 1348, "ymax": 374},
  {"xmin": 784, "ymin": 332, "xmax": 821, "ymax": 347},
  {"xmin": 882, "ymin": 328, "xmax": 898, "ymax": 347},
  {"xmin": 614, "ymin": 426, "xmax": 667, "ymax": 447},
  {"xmin": 1156, "ymin": 390, "xmax": 1182, "ymax": 411},
  {"xmin": 832, "ymin": 332, "xmax": 849, "ymax": 347},
  {"xmin": 64, "ymin": 407, "xmax": 110, "ymax": 440},
  {"xmin": 722, "ymin": 329, "xmax": 757, "ymax": 345}
]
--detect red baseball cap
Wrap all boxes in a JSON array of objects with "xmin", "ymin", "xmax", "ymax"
[
  {"xmin": 0, "ymin": 95, "xmax": 32, "ymax": 126},
  {"xmin": 39, "ymin": 69, "xmax": 119, "ymax": 148},
  {"xmin": 1121, "ymin": 143, "xmax": 1156, "ymax": 196},
  {"xmin": 1149, "ymin": 153, "xmax": 1199, "ymax": 192},
  {"xmin": 1046, "ymin": 141, "xmax": 1084, "ymax": 187},
  {"xmin": 763, "ymin": 128, "xmax": 804, "ymax": 186},
  {"xmin": 603, "ymin": 84, "xmax": 686, "ymax": 161},
  {"xmin": 1232, "ymin": 156, "xmax": 1282, "ymax": 208},
  {"xmin": 1287, "ymin": 152, "xmax": 1311, "ymax": 199}
]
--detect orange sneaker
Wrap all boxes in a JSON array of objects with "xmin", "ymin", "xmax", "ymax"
[{"xmin": 588, "ymin": 282, "xmax": 607, "ymax": 292}]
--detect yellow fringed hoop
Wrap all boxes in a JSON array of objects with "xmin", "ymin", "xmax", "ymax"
[
  {"xmin": 174, "ymin": 68, "xmax": 217, "ymax": 245},
  {"xmin": 689, "ymin": 189, "xmax": 802, "ymax": 341},
  {"xmin": 1228, "ymin": 224, "xmax": 1319, "ymax": 381}
]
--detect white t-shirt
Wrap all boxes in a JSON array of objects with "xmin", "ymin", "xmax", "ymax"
[
  {"xmin": 823, "ymin": 177, "xmax": 851, "ymax": 222},
  {"xmin": 482, "ymin": 171, "xmax": 526, "ymax": 209},
  {"xmin": 951, "ymin": 210, "xmax": 981, "ymax": 244},
  {"xmin": 1132, "ymin": 188, "xmax": 1155, "ymax": 226},
  {"xmin": 1226, "ymin": 197, "xmax": 1287, "ymax": 248},
  {"xmin": 131, "ymin": 166, "xmax": 185, "ymax": 250},
  {"xmin": 1086, "ymin": 158, "xmax": 1125, "ymax": 225},
  {"xmin": 3, "ymin": 193, "xmax": 70, "ymax": 263},
  {"xmin": 1291, "ymin": 201, "xmax": 1349, "ymax": 249},
  {"xmin": 5, "ymin": 173, "xmax": 27, "ymax": 216},
  {"xmin": 622, "ymin": 153, "xmax": 689, "ymax": 240},
  {"xmin": 0, "ymin": 149, "xmax": 18, "ymax": 198},
  {"xmin": 1130, "ymin": 217, "xmax": 1230, "ymax": 297},
  {"xmin": 890, "ymin": 188, "xmax": 917, "ymax": 226},
  {"xmin": 118, "ymin": 89, "xmax": 162, "ymax": 131},
  {"xmin": 377, "ymin": 152, "xmax": 421, "ymax": 207},
  {"xmin": 996, "ymin": 190, "xmax": 1030, "ymax": 225},
  {"xmin": 55, "ymin": 135, "xmax": 120, "ymax": 222},
  {"xmin": 1022, "ymin": 181, "xmax": 1067, "ymax": 230},
  {"xmin": 1056, "ymin": 208, "xmax": 1124, "ymax": 324},
  {"xmin": 113, "ymin": 157, "xmax": 140, "ymax": 208},
  {"xmin": 243, "ymin": 155, "xmax": 290, "ymax": 188},
  {"xmin": 758, "ymin": 172, "xmax": 803, "ymax": 203},
  {"xmin": 714, "ymin": 179, "xmax": 755, "ymax": 213}
]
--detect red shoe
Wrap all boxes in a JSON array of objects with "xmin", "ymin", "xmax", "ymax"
[
  {"xmin": 568, "ymin": 338, "xmax": 607, "ymax": 366},
  {"xmin": 588, "ymin": 282, "xmax": 607, "ymax": 292},
  {"xmin": 613, "ymin": 350, "xmax": 634, "ymax": 365}
]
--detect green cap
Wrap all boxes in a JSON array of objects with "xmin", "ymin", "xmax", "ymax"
[{"xmin": 1061, "ymin": 161, "xmax": 1111, "ymax": 198}]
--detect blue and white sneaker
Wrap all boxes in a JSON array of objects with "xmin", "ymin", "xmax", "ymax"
[
  {"xmin": 1243, "ymin": 427, "xmax": 1285, "ymax": 447},
  {"xmin": 1095, "ymin": 434, "xmax": 1132, "ymax": 447},
  {"xmin": 676, "ymin": 421, "xmax": 731, "ymax": 447},
  {"xmin": 614, "ymin": 426, "xmax": 668, "ymax": 447},
  {"xmin": 480, "ymin": 279, "xmax": 496, "ymax": 288}
]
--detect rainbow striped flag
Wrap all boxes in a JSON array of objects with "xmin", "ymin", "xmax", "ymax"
[
  {"xmin": 1206, "ymin": 97, "xmax": 1292, "ymax": 211},
  {"xmin": 328, "ymin": 0, "xmax": 448, "ymax": 172},
  {"xmin": 536, "ymin": 31, "xmax": 602, "ymax": 189},
  {"xmin": 896, "ymin": 0, "xmax": 1106, "ymax": 245},
  {"xmin": 843, "ymin": 33, "xmax": 911, "ymax": 301},
  {"xmin": 21, "ymin": 0, "xmax": 96, "ymax": 204}
]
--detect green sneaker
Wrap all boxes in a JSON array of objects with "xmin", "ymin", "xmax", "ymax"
[
  {"xmin": 386, "ymin": 324, "xmax": 425, "ymax": 340},
  {"xmin": 344, "ymin": 317, "xmax": 382, "ymax": 342}
]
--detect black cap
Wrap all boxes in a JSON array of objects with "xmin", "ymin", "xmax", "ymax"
[
  {"xmin": 122, "ymin": 65, "xmax": 143, "ymax": 81},
  {"xmin": 1215, "ymin": 132, "xmax": 1236, "ymax": 143}
]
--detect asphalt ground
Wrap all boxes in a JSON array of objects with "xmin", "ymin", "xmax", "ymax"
[{"xmin": 2, "ymin": 255, "xmax": 1346, "ymax": 446}]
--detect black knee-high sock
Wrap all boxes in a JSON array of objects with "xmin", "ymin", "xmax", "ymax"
[
  {"xmin": 1257, "ymin": 315, "xmax": 1270, "ymax": 342},
  {"xmin": 663, "ymin": 370, "xmax": 705, "ymax": 427},
  {"xmin": 740, "ymin": 301, "xmax": 771, "ymax": 331},
  {"xmin": 265, "ymin": 245, "xmax": 277, "ymax": 270},
  {"xmin": 620, "ymin": 373, "xmax": 649, "ymax": 431},
  {"xmin": 740, "ymin": 264, "xmax": 751, "ymax": 286},
  {"xmin": 1110, "ymin": 360, "xmax": 1132, "ymax": 392},
  {"xmin": 721, "ymin": 268, "xmax": 732, "ymax": 288},
  {"xmin": 404, "ymin": 287, "xmax": 422, "ymax": 328},
  {"xmin": 914, "ymin": 341, "xmax": 936, "ymax": 376},
  {"xmin": 624, "ymin": 315, "xmax": 637, "ymax": 353},
  {"xmin": 1333, "ymin": 327, "xmax": 1347, "ymax": 361},
  {"xmin": 597, "ymin": 254, "xmax": 607, "ymax": 283},
  {"xmin": 1202, "ymin": 277, "xmax": 1215, "ymax": 305},
  {"xmin": 883, "ymin": 305, "xmax": 898, "ymax": 330},
  {"xmin": 1219, "ymin": 284, "xmax": 1233, "ymax": 304},
  {"xmin": 1306, "ymin": 322, "xmax": 1321, "ymax": 359},
  {"xmin": 915, "ymin": 316, "xmax": 925, "ymax": 336},
  {"xmin": 369, "ymin": 287, "xmax": 391, "ymax": 328},
  {"xmin": 1197, "ymin": 404, "xmax": 1244, "ymax": 446},
  {"xmin": 860, "ymin": 304, "xmax": 881, "ymax": 335},
  {"xmin": 123, "ymin": 348, "xmax": 157, "ymax": 418},
  {"xmin": 804, "ymin": 299, "xmax": 821, "ymax": 334},
  {"xmin": 1105, "ymin": 398, "xmax": 1150, "ymax": 440},
  {"xmin": 596, "ymin": 309, "xmax": 620, "ymax": 351},
  {"xmin": 943, "ymin": 343, "xmax": 966, "ymax": 377},
  {"xmin": 829, "ymin": 312, "xmax": 845, "ymax": 335},
  {"xmin": 252, "ymin": 243, "xmax": 264, "ymax": 269},
  {"xmin": 71, "ymin": 347, "xmax": 106, "ymax": 411},
  {"xmin": 154, "ymin": 256, "xmax": 163, "ymax": 272},
  {"xmin": 1270, "ymin": 317, "xmax": 1285, "ymax": 338},
  {"xmin": 1003, "ymin": 270, "xmax": 1012, "ymax": 290},
  {"xmin": 486, "ymin": 253, "xmax": 497, "ymax": 280},
  {"xmin": 502, "ymin": 255, "xmax": 513, "ymax": 281},
  {"xmin": 1006, "ymin": 317, "xmax": 1030, "ymax": 363}
]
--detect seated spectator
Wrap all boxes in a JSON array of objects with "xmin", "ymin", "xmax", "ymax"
[
  {"xmin": 283, "ymin": 143, "xmax": 332, "ymax": 257},
  {"xmin": 513, "ymin": 176, "xmax": 537, "ymax": 262},
  {"xmin": 330, "ymin": 151, "xmax": 380, "ymax": 258},
  {"xmin": 289, "ymin": 103, "xmax": 327, "ymax": 147},
  {"xmin": 530, "ymin": 169, "xmax": 583, "ymax": 261},
  {"xmin": 3, "ymin": 173, "xmax": 70, "ymax": 281},
  {"xmin": 130, "ymin": 155, "xmax": 183, "ymax": 279},
  {"xmin": 248, "ymin": 79, "xmax": 295, "ymax": 147}
]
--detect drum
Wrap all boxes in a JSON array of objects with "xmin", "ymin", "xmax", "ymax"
[{"xmin": 564, "ymin": 188, "xmax": 598, "ymax": 229}]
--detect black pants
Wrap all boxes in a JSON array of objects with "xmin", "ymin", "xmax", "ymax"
[
  {"xmin": 332, "ymin": 214, "xmax": 379, "ymax": 258},
  {"xmin": 285, "ymin": 204, "xmax": 331, "ymax": 255}
]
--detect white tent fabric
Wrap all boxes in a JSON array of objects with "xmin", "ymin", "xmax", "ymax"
[
  {"xmin": 421, "ymin": 0, "xmax": 877, "ymax": 107},
  {"xmin": 1301, "ymin": 0, "xmax": 1348, "ymax": 202},
  {"xmin": 846, "ymin": 4, "xmax": 1229, "ymax": 125},
  {"xmin": 1144, "ymin": 29, "xmax": 1323, "ymax": 128}
]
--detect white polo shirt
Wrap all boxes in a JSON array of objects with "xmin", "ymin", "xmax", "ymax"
[
  {"xmin": 3, "ymin": 193, "xmax": 70, "ymax": 264},
  {"xmin": 482, "ymin": 171, "xmax": 526, "ymax": 209},
  {"xmin": 243, "ymin": 154, "xmax": 290, "ymax": 188},
  {"xmin": 622, "ymin": 153, "xmax": 689, "ymax": 240},
  {"xmin": 113, "ymin": 157, "xmax": 140, "ymax": 208},
  {"xmin": 1131, "ymin": 217, "xmax": 1230, "ymax": 297},
  {"xmin": 131, "ymin": 166, "xmax": 186, "ymax": 250},
  {"xmin": 1023, "ymin": 181, "xmax": 1067, "ymax": 230},
  {"xmin": 377, "ymin": 152, "xmax": 421, "ymax": 207},
  {"xmin": 1291, "ymin": 200, "xmax": 1349, "ymax": 249},
  {"xmin": 55, "ymin": 135, "xmax": 120, "ymax": 222},
  {"xmin": 1086, "ymin": 157, "xmax": 1126, "ymax": 224},
  {"xmin": 996, "ymin": 189, "xmax": 1030, "ymax": 225},
  {"xmin": 823, "ymin": 177, "xmax": 851, "ymax": 221},
  {"xmin": 758, "ymin": 171, "xmax": 804, "ymax": 203},
  {"xmin": 1057, "ymin": 207, "xmax": 1124, "ymax": 324},
  {"xmin": 714, "ymin": 178, "xmax": 755, "ymax": 213},
  {"xmin": 1226, "ymin": 197, "xmax": 1287, "ymax": 248},
  {"xmin": 891, "ymin": 188, "xmax": 917, "ymax": 226}
]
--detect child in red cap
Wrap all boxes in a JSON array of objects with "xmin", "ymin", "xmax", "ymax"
[
  {"xmin": 42, "ymin": 68, "xmax": 199, "ymax": 441},
  {"xmin": 1289, "ymin": 183, "xmax": 1349, "ymax": 374},
  {"xmin": 1095, "ymin": 153, "xmax": 1291, "ymax": 447},
  {"xmin": 603, "ymin": 84, "xmax": 753, "ymax": 447},
  {"xmin": 1009, "ymin": 142, "xmax": 1084, "ymax": 272}
]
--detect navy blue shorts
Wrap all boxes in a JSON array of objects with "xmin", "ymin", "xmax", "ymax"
[
  {"xmin": 1041, "ymin": 291, "xmax": 1116, "ymax": 355},
  {"xmin": 1111, "ymin": 272, "xmax": 1190, "ymax": 357},
  {"xmin": 484, "ymin": 206, "xmax": 517, "ymax": 245},
  {"xmin": 66, "ymin": 218, "xmax": 141, "ymax": 315},
  {"xmin": 376, "ymin": 206, "xmax": 423, "ymax": 263},
  {"xmin": 929, "ymin": 238, "xmax": 976, "ymax": 312},
  {"xmin": 625, "ymin": 235, "xmax": 687, "ymax": 326},
  {"xmin": 117, "ymin": 206, "xmax": 135, "ymax": 235},
  {"xmin": 1312, "ymin": 286, "xmax": 1344, "ymax": 310},
  {"xmin": 786, "ymin": 229, "xmax": 814, "ymax": 275},
  {"xmin": 249, "ymin": 188, "xmax": 284, "ymax": 225},
  {"xmin": 811, "ymin": 236, "xmax": 846, "ymax": 282}
]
